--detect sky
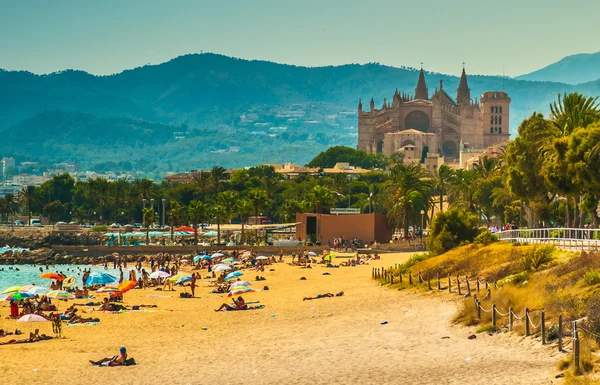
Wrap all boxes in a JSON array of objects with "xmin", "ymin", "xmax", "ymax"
[{"xmin": 1, "ymin": 0, "xmax": 599, "ymax": 77}]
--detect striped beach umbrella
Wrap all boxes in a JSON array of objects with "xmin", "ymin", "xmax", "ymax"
[
  {"xmin": 96, "ymin": 286, "xmax": 122, "ymax": 294},
  {"xmin": 227, "ymin": 287, "xmax": 255, "ymax": 297},
  {"xmin": 2, "ymin": 286, "xmax": 22, "ymax": 294},
  {"xmin": 47, "ymin": 290, "xmax": 75, "ymax": 300}
]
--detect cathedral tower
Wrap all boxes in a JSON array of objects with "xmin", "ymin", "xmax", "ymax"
[
  {"xmin": 414, "ymin": 67, "xmax": 428, "ymax": 100},
  {"xmin": 456, "ymin": 67, "xmax": 471, "ymax": 105}
]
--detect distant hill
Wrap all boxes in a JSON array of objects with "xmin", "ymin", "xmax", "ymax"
[
  {"xmin": 515, "ymin": 52, "xmax": 600, "ymax": 85},
  {"xmin": 0, "ymin": 53, "xmax": 599, "ymax": 172}
]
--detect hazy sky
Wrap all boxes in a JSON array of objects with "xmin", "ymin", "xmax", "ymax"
[{"xmin": 1, "ymin": 0, "xmax": 599, "ymax": 77}]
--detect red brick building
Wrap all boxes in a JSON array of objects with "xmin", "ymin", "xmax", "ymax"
[{"xmin": 295, "ymin": 213, "xmax": 392, "ymax": 244}]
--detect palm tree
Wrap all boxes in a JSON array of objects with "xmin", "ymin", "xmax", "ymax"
[
  {"xmin": 217, "ymin": 191, "xmax": 238, "ymax": 223},
  {"xmin": 247, "ymin": 188, "xmax": 267, "ymax": 241},
  {"xmin": 142, "ymin": 208, "xmax": 155, "ymax": 245},
  {"xmin": 430, "ymin": 164, "xmax": 455, "ymax": 215},
  {"xmin": 187, "ymin": 200, "xmax": 208, "ymax": 245},
  {"xmin": 309, "ymin": 185, "xmax": 335, "ymax": 214},
  {"xmin": 384, "ymin": 163, "xmax": 433, "ymax": 238},
  {"xmin": 111, "ymin": 179, "xmax": 130, "ymax": 223},
  {"xmin": 211, "ymin": 166, "xmax": 226, "ymax": 197},
  {"xmin": 0, "ymin": 194, "xmax": 20, "ymax": 224},
  {"xmin": 236, "ymin": 198, "xmax": 253, "ymax": 244},
  {"xmin": 19, "ymin": 185, "xmax": 36, "ymax": 225},
  {"xmin": 167, "ymin": 201, "xmax": 182, "ymax": 242},
  {"xmin": 212, "ymin": 204, "xmax": 227, "ymax": 245},
  {"xmin": 549, "ymin": 93, "xmax": 600, "ymax": 136},
  {"xmin": 447, "ymin": 169, "xmax": 478, "ymax": 213}
]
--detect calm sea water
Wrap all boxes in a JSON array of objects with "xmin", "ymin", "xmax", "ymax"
[{"xmin": 0, "ymin": 264, "xmax": 128, "ymax": 294}]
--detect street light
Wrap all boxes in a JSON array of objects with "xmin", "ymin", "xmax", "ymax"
[
  {"xmin": 420, "ymin": 209, "xmax": 425, "ymax": 245},
  {"xmin": 161, "ymin": 199, "xmax": 166, "ymax": 227},
  {"xmin": 369, "ymin": 192, "xmax": 373, "ymax": 214}
]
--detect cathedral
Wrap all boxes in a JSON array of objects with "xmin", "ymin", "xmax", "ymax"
[{"xmin": 357, "ymin": 67, "xmax": 510, "ymax": 162}]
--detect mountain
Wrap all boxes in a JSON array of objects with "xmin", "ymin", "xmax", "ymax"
[
  {"xmin": 0, "ymin": 53, "xmax": 598, "ymax": 173},
  {"xmin": 515, "ymin": 52, "xmax": 600, "ymax": 85}
]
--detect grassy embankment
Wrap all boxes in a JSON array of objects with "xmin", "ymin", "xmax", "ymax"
[{"xmin": 385, "ymin": 242, "xmax": 600, "ymax": 381}]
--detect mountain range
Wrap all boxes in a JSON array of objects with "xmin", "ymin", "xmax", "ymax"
[
  {"xmin": 516, "ymin": 52, "xmax": 600, "ymax": 85},
  {"xmin": 1, "ymin": 53, "xmax": 599, "ymax": 174}
]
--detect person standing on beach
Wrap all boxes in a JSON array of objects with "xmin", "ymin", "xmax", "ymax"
[
  {"xmin": 190, "ymin": 275, "xmax": 196, "ymax": 297},
  {"xmin": 119, "ymin": 268, "xmax": 124, "ymax": 284}
]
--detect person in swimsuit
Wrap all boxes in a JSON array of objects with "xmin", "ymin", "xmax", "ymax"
[
  {"xmin": 89, "ymin": 346, "xmax": 127, "ymax": 366},
  {"xmin": 214, "ymin": 296, "xmax": 247, "ymax": 311}
]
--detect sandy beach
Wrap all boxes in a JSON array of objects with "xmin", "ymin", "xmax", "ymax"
[{"xmin": 0, "ymin": 252, "xmax": 559, "ymax": 384}]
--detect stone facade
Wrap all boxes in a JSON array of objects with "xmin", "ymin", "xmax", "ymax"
[{"xmin": 357, "ymin": 68, "xmax": 510, "ymax": 161}]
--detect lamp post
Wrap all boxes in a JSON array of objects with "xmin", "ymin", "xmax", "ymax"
[
  {"xmin": 161, "ymin": 199, "xmax": 166, "ymax": 227},
  {"xmin": 369, "ymin": 192, "xmax": 373, "ymax": 214},
  {"xmin": 420, "ymin": 209, "xmax": 425, "ymax": 246}
]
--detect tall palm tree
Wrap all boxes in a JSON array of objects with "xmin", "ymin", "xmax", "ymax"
[
  {"xmin": 212, "ymin": 204, "xmax": 227, "ymax": 245},
  {"xmin": 236, "ymin": 198, "xmax": 254, "ymax": 244},
  {"xmin": 447, "ymin": 169, "xmax": 478, "ymax": 213},
  {"xmin": 19, "ymin": 185, "xmax": 36, "ymax": 226},
  {"xmin": 142, "ymin": 208, "xmax": 155, "ymax": 245},
  {"xmin": 430, "ymin": 164, "xmax": 455, "ymax": 215},
  {"xmin": 384, "ymin": 163, "xmax": 433, "ymax": 238},
  {"xmin": 217, "ymin": 191, "xmax": 238, "ymax": 224},
  {"xmin": 111, "ymin": 178, "xmax": 129, "ymax": 223},
  {"xmin": 549, "ymin": 93, "xmax": 600, "ymax": 136},
  {"xmin": 309, "ymin": 185, "xmax": 335, "ymax": 214},
  {"xmin": 187, "ymin": 200, "xmax": 208, "ymax": 245},
  {"xmin": 0, "ymin": 194, "xmax": 20, "ymax": 224},
  {"xmin": 167, "ymin": 201, "xmax": 182, "ymax": 242},
  {"xmin": 247, "ymin": 188, "xmax": 267, "ymax": 240},
  {"xmin": 211, "ymin": 166, "xmax": 227, "ymax": 197}
]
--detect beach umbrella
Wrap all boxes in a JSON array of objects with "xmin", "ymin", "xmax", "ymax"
[
  {"xmin": 17, "ymin": 314, "xmax": 48, "ymax": 323},
  {"xmin": 213, "ymin": 264, "xmax": 232, "ymax": 272},
  {"xmin": 193, "ymin": 255, "xmax": 203, "ymax": 263},
  {"xmin": 96, "ymin": 286, "xmax": 122, "ymax": 294},
  {"xmin": 175, "ymin": 226, "xmax": 195, "ymax": 233},
  {"xmin": 149, "ymin": 271, "xmax": 171, "ymax": 279},
  {"xmin": 18, "ymin": 285, "xmax": 37, "ymax": 293},
  {"xmin": 117, "ymin": 280, "xmax": 136, "ymax": 293},
  {"xmin": 211, "ymin": 252, "xmax": 224, "ymax": 259},
  {"xmin": 256, "ymin": 256, "xmax": 269, "ymax": 260},
  {"xmin": 202, "ymin": 255, "xmax": 212, "ymax": 260},
  {"xmin": 180, "ymin": 259, "xmax": 189, "ymax": 263},
  {"xmin": 62, "ymin": 277, "xmax": 76, "ymax": 287},
  {"xmin": 47, "ymin": 290, "xmax": 75, "ymax": 300},
  {"xmin": 2, "ymin": 286, "xmax": 22, "ymax": 294},
  {"xmin": 225, "ymin": 271, "xmax": 243, "ymax": 281},
  {"xmin": 324, "ymin": 253, "xmax": 336, "ymax": 262},
  {"xmin": 308, "ymin": 251, "xmax": 317, "ymax": 256},
  {"xmin": 169, "ymin": 274, "xmax": 189, "ymax": 282},
  {"xmin": 175, "ymin": 276, "xmax": 193, "ymax": 285},
  {"xmin": 230, "ymin": 280, "xmax": 251, "ymax": 288},
  {"xmin": 202, "ymin": 231, "xmax": 218, "ymax": 237},
  {"xmin": 4, "ymin": 292, "xmax": 33, "ymax": 301},
  {"xmin": 26, "ymin": 287, "xmax": 50, "ymax": 296},
  {"xmin": 40, "ymin": 272, "xmax": 63, "ymax": 281},
  {"xmin": 222, "ymin": 258, "xmax": 236, "ymax": 263},
  {"xmin": 86, "ymin": 273, "xmax": 117, "ymax": 286},
  {"xmin": 228, "ymin": 287, "xmax": 255, "ymax": 297}
]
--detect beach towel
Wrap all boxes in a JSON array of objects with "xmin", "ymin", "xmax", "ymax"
[{"xmin": 67, "ymin": 322, "xmax": 99, "ymax": 326}]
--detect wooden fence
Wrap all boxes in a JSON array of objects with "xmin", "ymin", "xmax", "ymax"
[{"xmin": 371, "ymin": 266, "xmax": 591, "ymax": 374}]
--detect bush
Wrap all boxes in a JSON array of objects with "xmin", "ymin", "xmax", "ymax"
[
  {"xmin": 474, "ymin": 230, "xmax": 498, "ymax": 246},
  {"xmin": 399, "ymin": 252, "xmax": 430, "ymax": 273},
  {"xmin": 585, "ymin": 292, "xmax": 600, "ymax": 338},
  {"xmin": 91, "ymin": 224, "xmax": 109, "ymax": 233},
  {"xmin": 546, "ymin": 324, "xmax": 560, "ymax": 342},
  {"xmin": 521, "ymin": 245, "xmax": 554, "ymax": 271},
  {"xmin": 584, "ymin": 268, "xmax": 600, "ymax": 286},
  {"xmin": 427, "ymin": 208, "xmax": 479, "ymax": 255}
]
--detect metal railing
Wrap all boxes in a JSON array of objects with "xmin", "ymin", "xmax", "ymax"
[{"xmin": 497, "ymin": 228, "xmax": 600, "ymax": 250}]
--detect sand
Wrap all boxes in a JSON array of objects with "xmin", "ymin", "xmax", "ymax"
[{"xmin": 0, "ymin": 253, "xmax": 560, "ymax": 384}]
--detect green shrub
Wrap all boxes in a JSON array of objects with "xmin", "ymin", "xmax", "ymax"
[
  {"xmin": 584, "ymin": 268, "xmax": 600, "ymax": 286},
  {"xmin": 399, "ymin": 252, "xmax": 431, "ymax": 273},
  {"xmin": 475, "ymin": 324, "xmax": 498, "ymax": 333},
  {"xmin": 546, "ymin": 324, "xmax": 559, "ymax": 342},
  {"xmin": 91, "ymin": 224, "xmax": 109, "ymax": 233},
  {"xmin": 509, "ymin": 271, "xmax": 529, "ymax": 285},
  {"xmin": 426, "ymin": 208, "xmax": 479, "ymax": 255},
  {"xmin": 474, "ymin": 230, "xmax": 498, "ymax": 246},
  {"xmin": 521, "ymin": 245, "xmax": 554, "ymax": 271}
]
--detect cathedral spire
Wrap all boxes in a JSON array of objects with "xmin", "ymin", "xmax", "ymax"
[
  {"xmin": 414, "ymin": 67, "xmax": 428, "ymax": 100},
  {"xmin": 358, "ymin": 98, "xmax": 362, "ymax": 113},
  {"xmin": 456, "ymin": 66, "xmax": 471, "ymax": 105}
]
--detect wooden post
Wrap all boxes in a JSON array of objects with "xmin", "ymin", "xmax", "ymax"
[
  {"xmin": 485, "ymin": 280, "xmax": 489, "ymax": 291},
  {"xmin": 525, "ymin": 308, "xmax": 530, "ymax": 336},
  {"xmin": 418, "ymin": 271, "xmax": 422, "ymax": 283},
  {"xmin": 477, "ymin": 299, "xmax": 481, "ymax": 320},
  {"xmin": 573, "ymin": 321, "xmax": 580, "ymax": 374},
  {"xmin": 476, "ymin": 278, "xmax": 480, "ymax": 293},
  {"xmin": 457, "ymin": 276, "xmax": 462, "ymax": 296},
  {"xmin": 390, "ymin": 273, "xmax": 394, "ymax": 285},
  {"xmin": 437, "ymin": 272, "xmax": 440, "ymax": 290},
  {"xmin": 541, "ymin": 311, "xmax": 546, "ymax": 345},
  {"xmin": 558, "ymin": 315, "xmax": 563, "ymax": 352},
  {"xmin": 409, "ymin": 271, "xmax": 413, "ymax": 285},
  {"xmin": 372, "ymin": 268, "xmax": 375, "ymax": 279},
  {"xmin": 492, "ymin": 304, "xmax": 496, "ymax": 328},
  {"xmin": 428, "ymin": 278, "xmax": 431, "ymax": 290},
  {"xmin": 487, "ymin": 288, "xmax": 491, "ymax": 301},
  {"xmin": 509, "ymin": 307, "xmax": 513, "ymax": 332},
  {"xmin": 448, "ymin": 274, "xmax": 451, "ymax": 293},
  {"xmin": 466, "ymin": 276, "xmax": 471, "ymax": 296},
  {"xmin": 399, "ymin": 273, "xmax": 402, "ymax": 283}
]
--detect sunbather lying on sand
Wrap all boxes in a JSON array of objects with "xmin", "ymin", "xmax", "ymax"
[
  {"xmin": 303, "ymin": 291, "xmax": 344, "ymax": 301},
  {"xmin": 214, "ymin": 296, "xmax": 248, "ymax": 311},
  {"xmin": 89, "ymin": 346, "xmax": 127, "ymax": 366}
]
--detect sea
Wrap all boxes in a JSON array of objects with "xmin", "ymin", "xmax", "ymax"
[{"xmin": 0, "ymin": 257, "xmax": 127, "ymax": 294}]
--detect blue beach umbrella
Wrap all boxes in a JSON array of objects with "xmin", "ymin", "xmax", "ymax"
[
  {"xmin": 202, "ymin": 255, "xmax": 212, "ymax": 261},
  {"xmin": 202, "ymin": 231, "xmax": 218, "ymax": 237},
  {"xmin": 175, "ymin": 276, "xmax": 193, "ymax": 285},
  {"xmin": 86, "ymin": 273, "xmax": 117, "ymax": 286},
  {"xmin": 225, "ymin": 271, "xmax": 243, "ymax": 281},
  {"xmin": 193, "ymin": 255, "xmax": 203, "ymax": 263}
]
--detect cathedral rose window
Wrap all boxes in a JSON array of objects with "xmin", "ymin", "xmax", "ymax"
[{"xmin": 404, "ymin": 110, "xmax": 430, "ymax": 132}]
